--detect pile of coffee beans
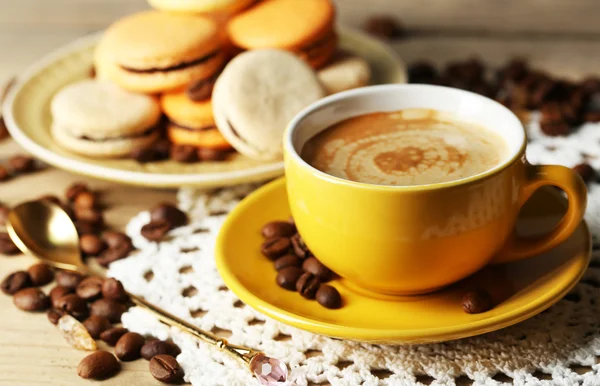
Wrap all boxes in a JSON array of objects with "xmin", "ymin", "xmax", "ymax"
[
  {"xmin": 0, "ymin": 154, "xmax": 38, "ymax": 183},
  {"xmin": 140, "ymin": 203, "xmax": 189, "ymax": 242},
  {"xmin": 260, "ymin": 219, "xmax": 342, "ymax": 309}
]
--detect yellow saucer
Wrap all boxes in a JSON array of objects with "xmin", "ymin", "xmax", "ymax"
[{"xmin": 216, "ymin": 178, "xmax": 591, "ymax": 344}]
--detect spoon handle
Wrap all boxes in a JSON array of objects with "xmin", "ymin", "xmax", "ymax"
[{"xmin": 126, "ymin": 292, "xmax": 261, "ymax": 365}]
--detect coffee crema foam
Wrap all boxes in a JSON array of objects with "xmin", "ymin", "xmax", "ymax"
[{"xmin": 301, "ymin": 109, "xmax": 507, "ymax": 186}]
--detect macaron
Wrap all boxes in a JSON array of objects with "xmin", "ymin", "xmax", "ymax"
[
  {"xmin": 317, "ymin": 51, "xmax": 372, "ymax": 95},
  {"xmin": 212, "ymin": 49, "xmax": 325, "ymax": 160},
  {"xmin": 51, "ymin": 80, "xmax": 161, "ymax": 158},
  {"xmin": 147, "ymin": 0, "xmax": 256, "ymax": 16},
  {"xmin": 227, "ymin": 0, "xmax": 337, "ymax": 69},
  {"xmin": 161, "ymin": 91, "xmax": 232, "ymax": 150},
  {"xmin": 95, "ymin": 11, "xmax": 225, "ymax": 93}
]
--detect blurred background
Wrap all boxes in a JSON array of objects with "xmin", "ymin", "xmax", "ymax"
[{"xmin": 1, "ymin": 0, "xmax": 599, "ymax": 87}]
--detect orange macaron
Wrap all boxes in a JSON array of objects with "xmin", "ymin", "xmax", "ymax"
[
  {"xmin": 227, "ymin": 0, "xmax": 337, "ymax": 69},
  {"xmin": 161, "ymin": 91, "xmax": 232, "ymax": 150}
]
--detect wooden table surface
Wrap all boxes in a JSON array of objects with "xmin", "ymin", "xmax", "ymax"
[{"xmin": 1, "ymin": 1, "xmax": 599, "ymax": 385}]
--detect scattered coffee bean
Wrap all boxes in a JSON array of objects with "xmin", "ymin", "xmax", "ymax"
[
  {"xmin": 27, "ymin": 263, "xmax": 54, "ymax": 286},
  {"xmin": 261, "ymin": 221, "xmax": 297, "ymax": 239},
  {"xmin": 131, "ymin": 147, "xmax": 160, "ymax": 163},
  {"xmin": 8, "ymin": 154, "xmax": 35, "ymax": 174},
  {"xmin": 585, "ymin": 111, "xmax": 600, "ymax": 122},
  {"xmin": 261, "ymin": 237, "xmax": 291, "ymax": 260},
  {"xmin": 77, "ymin": 350, "xmax": 120, "ymax": 380},
  {"xmin": 302, "ymin": 257, "xmax": 333, "ymax": 282},
  {"xmin": 75, "ymin": 220, "xmax": 99, "ymax": 235},
  {"xmin": 0, "ymin": 232, "xmax": 20, "ymax": 255},
  {"xmin": 76, "ymin": 277, "xmax": 104, "ymax": 301},
  {"xmin": 171, "ymin": 144, "xmax": 198, "ymax": 163},
  {"xmin": 540, "ymin": 121, "xmax": 571, "ymax": 136},
  {"xmin": 1, "ymin": 271, "xmax": 33, "ymax": 294},
  {"xmin": 274, "ymin": 254, "xmax": 302, "ymax": 271},
  {"xmin": 197, "ymin": 147, "xmax": 228, "ymax": 161},
  {"xmin": 407, "ymin": 61, "xmax": 438, "ymax": 84},
  {"xmin": 101, "ymin": 278, "xmax": 127, "ymax": 301},
  {"xmin": 150, "ymin": 203, "xmax": 188, "ymax": 228},
  {"xmin": 102, "ymin": 231, "xmax": 132, "ymax": 249},
  {"xmin": 316, "ymin": 285, "xmax": 342, "ymax": 309},
  {"xmin": 74, "ymin": 207, "xmax": 103, "ymax": 226},
  {"xmin": 83, "ymin": 315, "xmax": 112, "ymax": 339},
  {"xmin": 97, "ymin": 243, "xmax": 133, "ymax": 267},
  {"xmin": 65, "ymin": 182, "xmax": 89, "ymax": 201},
  {"xmin": 50, "ymin": 285, "xmax": 74, "ymax": 308},
  {"xmin": 186, "ymin": 77, "xmax": 215, "ymax": 101},
  {"xmin": 149, "ymin": 355, "xmax": 184, "ymax": 384},
  {"xmin": 462, "ymin": 288, "xmax": 493, "ymax": 314},
  {"xmin": 141, "ymin": 219, "xmax": 172, "ymax": 241},
  {"xmin": 90, "ymin": 298, "xmax": 127, "ymax": 323},
  {"xmin": 56, "ymin": 293, "xmax": 89, "ymax": 320},
  {"xmin": 13, "ymin": 287, "xmax": 50, "ymax": 311},
  {"xmin": 364, "ymin": 16, "xmax": 404, "ymax": 40},
  {"xmin": 74, "ymin": 191, "xmax": 96, "ymax": 209},
  {"xmin": 55, "ymin": 270, "xmax": 84, "ymax": 290},
  {"xmin": 141, "ymin": 340, "xmax": 181, "ymax": 360},
  {"xmin": 0, "ymin": 166, "xmax": 9, "ymax": 182},
  {"xmin": 100, "ymin": 327, "xmax": 129, "ymax": 346},
  {"xmin": 47, "ymin": 308, "xmax": 65, "ymax": 325},
  {"xmin": 79, "ymin": 234, "xmax": 106, "ymax": 256},
  {"xmin": 38, "ymin": 195, "xmax": 61, "ymax": 205},
  {"xmin": 290, "ymin": 233, "xmax": 310, "ymax": 259},
  {"xmin": 573, "ymin": 163, "xmax": 596, "ymax": 183},
  {"xmin": 276, "ymin": 267, "xmax": 303, "ymax": 291},
  {"xmin": 296, "ymin": 272, "xmax": 321, "ymax": 299},
  {"xmin": 0, "ymin": 204, "xmax": 8, "ymax": 225},
  {"xmin": 115, "ymin": 332, "xmax": 146, "ymax": 361}
]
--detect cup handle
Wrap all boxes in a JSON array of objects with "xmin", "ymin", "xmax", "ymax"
[{"xmin": 491, "ymin": 164, "xmax": 587, "ymax": 264}]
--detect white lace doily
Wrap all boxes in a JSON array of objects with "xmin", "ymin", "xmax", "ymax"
[{"xmin": 108, "ymin": 117, "xmax": 600, "ymax": 386}]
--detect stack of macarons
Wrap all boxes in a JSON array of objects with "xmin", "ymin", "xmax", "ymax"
[{"xmin": 50, "ymin": 0, "xmax": 372, "ymax": 162}]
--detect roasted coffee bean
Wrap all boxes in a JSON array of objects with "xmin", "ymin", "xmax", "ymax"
[
  {"xmin": 79, "ymin": 234, "xmax": 106, "ymax": 256},
  {"xmin": 98, "ymin": 232, "xmax": 133, "ymax": 267},
  {"xmin": 74, "ymin": 207, "xmax": 103, "ymax": 226},
  {"xmin": 529, "ymin": 78, "xmax": 557, "ymax": 109},
  {"xmin": 171, "ymin": 144, "xmax": 198, "ymax": 163},
  {"xmin": 83, "ymin": 315, "xmax": 112, "ymax": 339},
  {"xmin": 27, "ymin": 263, "xmax": 54, "ymax": 286},
  {"xmin": 296, "ymin": 272, "xmax": 321, "ymax": 299},
  {"xmin": 55, "ymin": 270, "xmax": 84, "ymax": 289},
  {"xmin": 56, "ymin": 294, "xmax": 88, "ymax": 320},
  {"xmin": 38, "ymin": 195, "xmax": 61, "ymax": 205},
  {"xmin": 47, "ymin": 308, "xmax": 65, "ymax": 325},
  {"xmin": 141, "ymin": 340, "xmax": 182, "ymax": 360},
  {"xmin": 276, "ymin": 267, "xmax": 303, "ymax": 291},
  {"xmin": 100, "ymin": 327, "xmax": 129, "ymax": 346},
  {"xmin": 497, "ymin": 58, "xmax": 529, "ymax": 85},
  {"xmin": 0, "ymin": 232, "xmax": 20, "ymax": 255},
  {"xmin": 76, "ymin": 277, "xmax": 104, "ymax": 301},
  {"xmin": 261, "ymin": 221, "xmax": 296, "ymax": 239},
  {"xmin": 261, "ymin": 237, "xmax": 291, "ymax": 260},
  {"xmin": 407, "ymin": 61, "xmax": 438, "ymax": 84},
  {"xmin": 9, "ymin": 154, "xmax": 35, "ymax": 173},
  {"xmin": 102, "ymin": 231, "xmax": 132, "ymax": 249},
  {"xmin": 585, "ymin": 111, "xmax": 600, "ymax": 123},
  {"xmin": 573, "ymin": 163, "xmax": 596, "ymax": 183},
  {"xmin": 65, "ymin": 182, "xmax": 89, "ymax": 201},
  {"xmin": 102, "ymin": 278, "xmax": 128, "ymax": 301},
  {"xmin": 462, "ymin": 288, "xmax": 493, "ymax": 314},
  {"xmin": 13, "ymin": 287, "xmax": 50, "ymax": 311},
  {"xmin": 540, "ymin": 102, "xmax": 563, "ymax": 123},
  {"xmin": 90, "ymin": 298, "xmax": 127, "ymax": 323},
  {"xmin": 115, "ymin": 332, "xmax": 146, "ymax": 361},
  {"xmin": 50, "ymin": 285, "xmax": 74, "ymax": 308},
  {"xmin": 74, "ymin": 191, "xmax": 96, "ymax": 209},
  {"xmin": 186, "ymin": 77, "xmax": 215, "ymax": 102},
  {"xmin": 302, "ymin": 257, "xmax": 333, "ymax": 282},
  {"xmin": 274, "ymin": 254, "xmax": 302, "ymax": 271},
  {"xmin": 364, "ymin": 16, "xmax": 404, "ymax": 40},
  {"xmin": 0, "ymin": 166, "xmax": 9, "ymax": 182},
  {"xmin": 316, "ymin": 285, "xmax": 342, "ymax": 309},
  {"xmin": 131, "ymin": 147, "xmax": 159, "ymax": 163},
  {"xmin": 77, "ymin": 350, "xmax": 120, "ymax": 380},
  {"xmin": 540, "ymin": 121, "xmax": 571, "ymax": 136},
  {"xmin": 197, "ymin": 147, "xmax": 228, "ymax": 161},
  {"xmin": 75, "ymin": 220, "xmax": 98, "ymax": 235},
  {"xmin": 290, "ymin": 233, "xmax": 310, "ymax": 259},
  {"xmin": 150, "ymin": 203, "xmax": 188, "ymax": 228},
  {"xmin": 141, "ymin": 220, "xmax": 172, "ymax": 241},
  {"xmin": 1, "ymin": 271, "xmax": 32, "ymax": 294},
  {"xmin": 149, "ymin": 355, "xmax": 184, "ymax": 383},
  {"xmin": 0, "ymin": 204, "xmax": 8, "ymax": 225}
]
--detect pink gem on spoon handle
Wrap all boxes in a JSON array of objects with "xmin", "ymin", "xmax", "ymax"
[{"xmin": 250, "ymin": 354, "xmax": 289, "ymax": 385}]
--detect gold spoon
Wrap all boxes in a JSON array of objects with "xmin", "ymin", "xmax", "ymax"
[{"xmin": 6, "ymin": 200, "xmax": 288, "ymax": 385}]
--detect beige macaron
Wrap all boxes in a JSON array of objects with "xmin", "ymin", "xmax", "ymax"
[
  {"xmin": 212, "ymin": 49, "xmax": 325, "ymax": 160},
  {"xmin": 317, "ymin": 51, "xmax": 371, "ymax": 95},
  {"xmin": 51, "ymin": 80, "xmax": 161, "ymax": 158}
]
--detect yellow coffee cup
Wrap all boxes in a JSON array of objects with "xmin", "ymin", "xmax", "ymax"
[{"xmin": 283, "ymin": 84, "xmax": 587, "ymax": 295}]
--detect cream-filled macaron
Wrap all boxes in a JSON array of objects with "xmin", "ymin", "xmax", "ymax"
[
  {"xmin": 147, "ymin": 0, "xmax": 256, "ymax": 16},
  {"xmin": 212, "ymin": 49, "xmax": 325, "ymax": 160},
  {"xmin": 51, "ymin": 80, "xmax": 161, "ymax": 158}
]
